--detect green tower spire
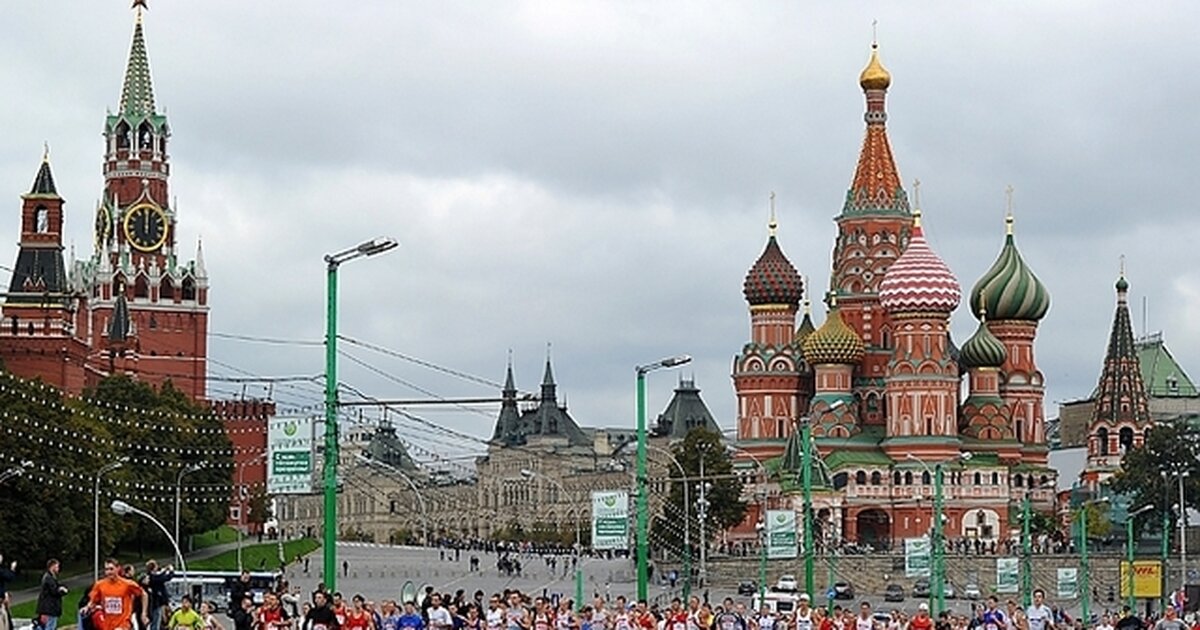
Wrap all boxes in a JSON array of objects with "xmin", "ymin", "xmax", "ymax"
[{"xmin": 119, "ymin": 12, "xmax": 156, "ymax": 117}]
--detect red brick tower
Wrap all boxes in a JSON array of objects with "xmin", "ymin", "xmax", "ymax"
[
  {"xmin": 829, "ymin": 43, "xmax": 913, "ymax": 426},
  {"xmin": 81, "ymin": 8, "xmax": 209, "ymax": 400},
  {"xmin": 1082, "ymin": 273, "xmax": 1151, "ymax": 488},
  {"xmin": 0, "ymin": 154, "xmax": 90, "ymax": 389},
  {"xmin": 733, "ymin": 203, "xmax": 809, "ymax": 460}
]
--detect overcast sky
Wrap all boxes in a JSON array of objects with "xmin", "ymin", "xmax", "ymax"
[{"xmin": 2, "ymin": 3, "xmax": 1197, "ymax": 466}]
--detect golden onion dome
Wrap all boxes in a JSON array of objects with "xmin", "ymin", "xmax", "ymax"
[
  {"xmin": 802, "ymin": 298, "xmax": 865, "ymax": 365},
  {"xmin": 859, "ymin": 43, "xmax": 891, "ymax": 91}
]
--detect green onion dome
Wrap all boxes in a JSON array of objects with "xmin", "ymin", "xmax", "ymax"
[
  {"xmin": 960, "ymin": 318, "xmax": 1007, "ymax": 369},
  {"xmin": 969, "ymin": 217, "xmax": 1050, "ymax": 321},
  {"xmin": 802, "ymin": 298, "xmax": 865, "ymax": 365}
]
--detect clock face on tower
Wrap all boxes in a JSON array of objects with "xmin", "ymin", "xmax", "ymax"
[
  {"xmin": 94, "ymin": 204, "xmax": 112, "ymax": 250},
  {"xmin": 123, "ymin": 202, "xmax": 168, "ymax": 252}
]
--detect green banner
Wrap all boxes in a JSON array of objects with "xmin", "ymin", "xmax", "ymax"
[
  {"xmin": 996, "ymin": 557, "xmax": 1019, "ymax": 593},
  {"xmin": 267, "ymin": 416, "xmax": 315, "ymax": 494},
  {"xmin": 766, "ymin": 510, "xmax": 798, "ymax": 559},
  {"xmin": 905, "ymin": 537, "xmax": 931, "ymax": 578},
  {"xmin": 1057, "ymin": 568, "xmax": 1078, "ymax": 599},
  {"xmin": 591, "ymin": 490, "xmax": 629, "ymax": 550}
]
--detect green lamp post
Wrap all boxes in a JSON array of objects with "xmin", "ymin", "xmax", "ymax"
[
  {"xmin": 635, "ymin": 355, "xmax": 691, "ymax": 602},
  {"xmin": 1079, "ymin": 496, "xmax": 1109, "ymax": 625},
  {"xmin": 323, "ymin": 237, "xmax": 397, "ymax": 590},
  {"xmin": 1126, "ymin": 504, "xmax": 1155, "ymax": 613},
  {"xmin": 907, "ymin": 452, "xmax": 971, "ymax": 616}
]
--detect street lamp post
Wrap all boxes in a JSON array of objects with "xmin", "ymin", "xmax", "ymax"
[
  {"xmin": 800, "ymin": 401, "xmax": 842, "ymax": 598},
  {"xmin": 634, "ymin": 355, "xmax": 691, "ymax": 602},
  {"xmin": 355, "ymin": 455, "xmax": 429, "ymax": 544},
  {"xmin": 643, "ymin": 445, "xmax": 690, "ymax": 598},
  {"xmin": 323, "ymin": 237, "xmax": 398, "ymax": 590},
  {"xmin": 727, "ymin": 446, "xmax": 769, "ymax": 601},
  {"xmin": 1179, "ymin": 471, "xmax": 1190, "ymax": 596},
  {"xmin": 1080, "ymin": 496, "xmax": 1110, "ymax": 624},
  {"xmin": 1127, "ymin": 504, "xmax": 1155, "ymax": 612},
  {"xmin": 1020, "ymin": 480, "xmax": 1054, "ymax": 607},
  {"xmin": 521, "ymin": 469, "xmax": 583, "ymax": 609},
  {"xmin": 94, "ymin": 456, "xmax": 130, "ymax": 583},
  {"xmin": 907, "ymin": 452, "xmax": 971, "ymax": 616},
  {"xmin": 175, "ymin": 463, "xmax": 205, "ymax": 552},
  {"xmin": 239, "ymin": 451, "xmax": 269, "ymax": 572},
  {"xmin": 112, "ymin": 500, "xmax": 187, "ymax": 576}
]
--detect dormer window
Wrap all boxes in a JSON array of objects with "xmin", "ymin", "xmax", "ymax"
[{"xmin": 35, "ymin": 207, "xmax": 49, "ymax": 233}]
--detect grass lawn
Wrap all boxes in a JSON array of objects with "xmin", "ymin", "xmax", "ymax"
[
  {"xmin": 11, "ymin": 599, "xmax": 79, "ymax": 627},
  {"xmin": 188, "ymin": 539, "xmax": 319, "ymax": 572},
  {"xmin": 190, "ymin": 525, "xmax": 240, "ymax": 550}
]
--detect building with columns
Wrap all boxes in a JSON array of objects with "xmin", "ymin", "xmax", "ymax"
[{"xmin": 730, "ymin": 43, "xmax": 1057, "ymax": 550}]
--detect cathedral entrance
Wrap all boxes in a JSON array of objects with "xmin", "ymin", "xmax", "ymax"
[{"xmin": 856, "ymin": 508, "xmax": 891, "ymax": 551}]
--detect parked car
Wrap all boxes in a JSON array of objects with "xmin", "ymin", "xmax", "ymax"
[
  {"xmin": 884, "ymin": 583, "xmax": 905, "ymax": 602},
  {"xmin": 963, "ymin": 581, "xmax": 981, "ymax": 600},
  {"xmin": 738, "ymin": 580, "xmax": 757, "ymax": 596},
  {"xmin": 776, "ymin": 574, "xmax": 798, "ymax": 592},
  {"xmin": 833, "ymin": 581, "xmax": 856, "ymax": 600},
  {"xmin": 944, "ymin": 582, "xmax": 957, "ymax": 599},
  {"xmin": 913, "ymin": 579, "xmax": 931, "ymax": 598}
]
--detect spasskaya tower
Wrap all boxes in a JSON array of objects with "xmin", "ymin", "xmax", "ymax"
[{"xmin": 0, "ymin": 4, "xmax": 209, "ymax": 400}]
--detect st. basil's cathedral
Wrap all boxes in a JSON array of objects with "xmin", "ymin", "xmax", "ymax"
[{"xmin": 730, "ymin": 44, "xmax": 1056, "ymax": 549}]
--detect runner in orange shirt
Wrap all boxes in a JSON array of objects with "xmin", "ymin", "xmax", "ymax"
[{"xmin": 87, "ymin": 558, "xmax": 149, "ymax": 630}]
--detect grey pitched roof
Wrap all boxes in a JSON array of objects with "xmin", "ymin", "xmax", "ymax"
[
  {"xmin": 107, "ymin": 294, "xmax": 131, "ymax": 342},
  {"xmin": 5, "ymin": 249, "xmax": 67, "ymax": 303},
  {"xmin": 366, "ymin": 425, "xmax": 421, "ymax": 475},
  {"xmin": 654, "ymin": 378, "xmax": 721, "ymax": 439},
  {"xmin": 491, "ymin": 358, "xmax": 589, "ymax": 447},
  {"xmin": 29, "ymin": 159, "xmax": 57, "ymax": 196}
]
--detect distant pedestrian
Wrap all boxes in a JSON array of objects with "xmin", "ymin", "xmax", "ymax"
[
  {"xmin": 304, "ymin": 557, "xmax": 311, "ymax": 574},
  {"xmin": 35, "ymin": 559, "xmax": 69, "ymax": 630},
  {"xmin": 343, "ymin": 560, "xmax": 349, "ymax": 578}
]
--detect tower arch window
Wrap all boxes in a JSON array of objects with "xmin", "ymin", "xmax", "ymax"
[
  {"xmin": 1014, "ymin": 475, "xmax": 1024, "ymax": 488},
  {"xmin": 921, "ymin": 471, "xmax": 931, "ymax": 485},
  {"xmin": 856, "ymin": 471, "xmax": 867, "ymax": 485},
  {"xmin": 870, "ymin": 471, "xmax": 881, "ymax": 485},
  {"xmin": 1119, "ymin": 427, "xmax": 1134, "ymax": 453},
  {"xmin": 134, "ymin": 275, "xmax": 149, "ymax": 299},
  {"xmin": 35, "ymin": 207, "xmax": 49, "ymax": 233},
  {"xmin": 182, "ymin": 277, "xmax": 196, "ymax": 301},
  {"xmin": 991, "ymin": 472, "xmax": 999, "ymax": 485},
  {"xmin": 116, "ymin": 122, "xmax": 131, "ymax": 150},
  {"xmin": 973, "ymin": 472, "xmax": 982, "ymax": 485},
  {"xmin": 1097, "ymin": 427, "xmax": 1109, "ymax": 456},
  {"xmin": 161, "ymin": 277, "xmax": 175, "ymax": 301},
  {"xmin": 904, "ymin": 471, "xmax": 913, "ymax": 485},
  {"xmin": 893, "ymin": 471, "xmax": 901, "ymax": 485}
]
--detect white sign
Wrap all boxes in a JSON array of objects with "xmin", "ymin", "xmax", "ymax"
[
  {"xmin": 1057, "ymin": 568, "xmax": 1078, "ymax": 599},
  {"xmin": 996, "ymin": 557, "xmax": 1020, "ymax": 594},
  {"xmin": 591, "ymin": 491, "xmax": 629, "ymax": 550},
  {"xmin": 905, "ymin": 537, "xmax": 931, "ymax": 578},
  {"xmin": 766, "ymin": 510, "xmax": 798, "ymax": 559},
  {"xmin": 267, "ymin": 416, "xmax": 315, "ymax": 494}
]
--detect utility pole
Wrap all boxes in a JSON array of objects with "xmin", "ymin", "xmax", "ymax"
[{"xmin": 1022, "ymin": 490, "xmax": 1033, "ymax": 607}]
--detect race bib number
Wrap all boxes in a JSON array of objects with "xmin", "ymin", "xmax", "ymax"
[{"xmin": 104, "ymin": 597, "xmax": 123, "ymax": 614}]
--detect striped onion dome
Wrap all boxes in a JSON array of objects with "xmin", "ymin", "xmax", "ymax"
[
  {"xmin": 969, "ymin": 216, "xmax": 1050, "ymax": 321},
  {"xmin": 879, "ymin": 212, "xmax": 961, "ymax": 314},
  {"xmin": 960, "ymin": 318, "xmax": 1007, "ymax": 368},
  {"xmin": 743, "ymin": 235, "xmax": 803, "ymax": 307},
  {"xmin": 802, "ymin": 298, "xmax": 865, "ymax": 365}
]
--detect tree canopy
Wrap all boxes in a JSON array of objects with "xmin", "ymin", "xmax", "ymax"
[
  {"xmin": 0, "ymin": 373, "xmax": 234, "ymax": 567},
  {"xmin": 1109, "ymin": 418, "xmax": 1200, "ymax": 538},
  {"xmin": 650, "ymin": 427, "xmax": 746, "ymax": 560}
]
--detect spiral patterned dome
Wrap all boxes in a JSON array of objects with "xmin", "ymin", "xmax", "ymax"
[
  {"xmin": 879, "ymin": 215, "xmax": 962, "ymax": 314},
  {"xmin": 968, "ymin": 217, "xmax": 1050, "ymax": 321},
  {"xmin": 802, "ymin": 299, "xmax": 865, "ymax": 365},
  {"xmin": 743, "ymin": 236, "xmax": 803, "ymax": 306},
  {"xmin": 960, "ymin": 319, "xmax": 1007, "ymax": 369}
]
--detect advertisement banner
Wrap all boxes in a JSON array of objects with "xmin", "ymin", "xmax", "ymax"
[
  {"xmin": 905, "ymin": 537, "xmax": 931, "ymax": 578},
  {"xmin": 766, "ymin": 510, "xmax": 798, "ymax": 559},
  {"xmin": 1057, "ymin": 568, "xmax": 1079, "ymax": 599},
  {"xmin": 1120, "ymin": 561, "xmax": 1163, "ymax": 599},
  {"xmin": 591, "ymin": 491, "xmax": 629, "ymax": 550},
  {"xmin": 267, "ymin": 416, "xmax": 315, "ymax": 494},
  {"xmin": 996, "ymin": 557, "xmax": 1020, "ymax": 593}
]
